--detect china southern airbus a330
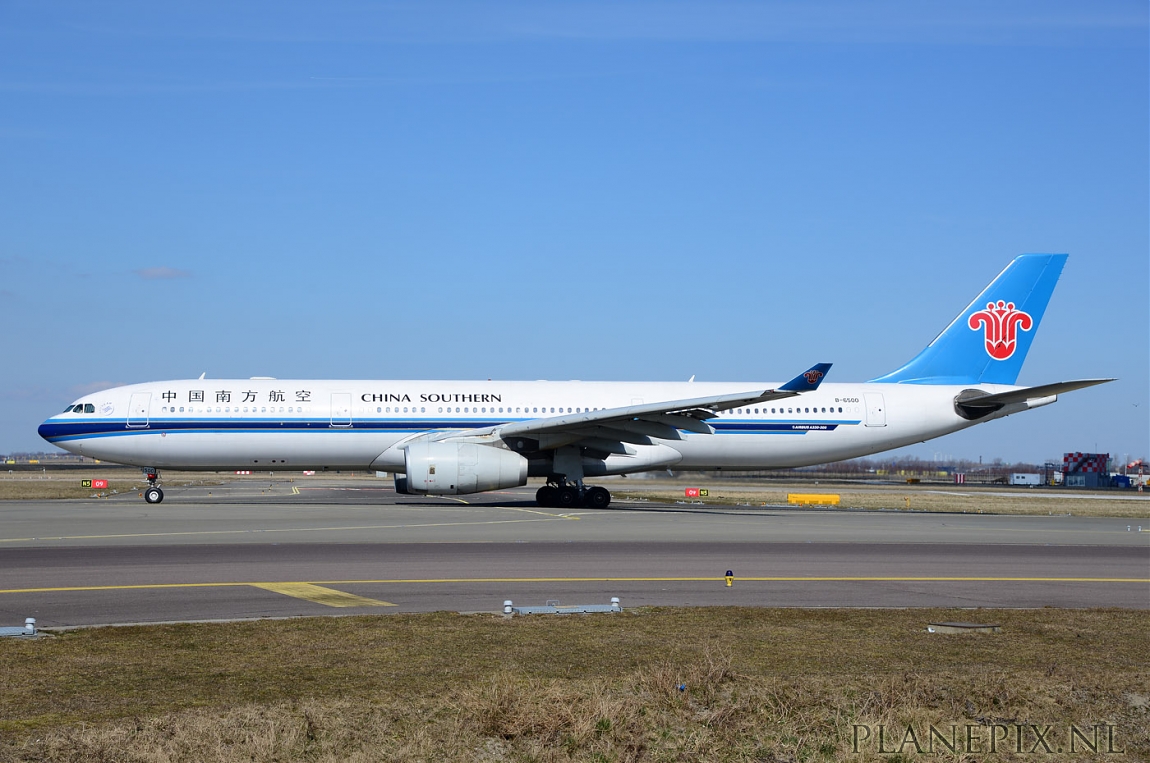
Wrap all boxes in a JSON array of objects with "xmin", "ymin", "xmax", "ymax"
[{"xmin": 40, "ymin": 254, "xmax": 1110, "ymax": 509}]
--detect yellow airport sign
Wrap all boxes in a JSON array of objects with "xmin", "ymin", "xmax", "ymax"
[{"xmin": 788, "ymin": 493, "xmax": 841, "ymax": 506}]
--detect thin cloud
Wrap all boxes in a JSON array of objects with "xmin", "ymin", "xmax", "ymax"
[
  {"xmin": 135, "ymin": 267, "xmax": 191, "ymax": 281},
  {"xmin": 69, "ymin": 381, "xmax": 126, "ymax": 397},
  {"xmin": 43, "ymin": 2, "xmax": 1150, "ymax": 47}
]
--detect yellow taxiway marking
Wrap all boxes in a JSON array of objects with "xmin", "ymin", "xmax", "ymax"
[
  {"xmin": 0, "ymin": 576, "xmax": 1145, "ymax": 596},
  {"xmin": 291, "ymin": 486, "xmax": 300, "ymax": 495},
  {"xmin": 250, "ymin": 582, "xmax": 394, "ymax": 607}
]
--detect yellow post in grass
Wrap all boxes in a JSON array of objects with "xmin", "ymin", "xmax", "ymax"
[{"xmin": 787, "ymin": 494, "xmax": 841, "ymax": 506}]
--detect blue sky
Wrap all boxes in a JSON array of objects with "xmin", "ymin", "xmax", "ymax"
[{"xmin": 1, "ymin": 1, "xmax": 1147, "ymax": 464}]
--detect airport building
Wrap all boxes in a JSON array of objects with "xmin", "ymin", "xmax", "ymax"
[{"xmin": 1061, "ymin": 452, "xmax": 1109, "ymax": 488}]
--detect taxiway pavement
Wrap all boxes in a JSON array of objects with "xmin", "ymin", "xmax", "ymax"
[{"xmin": 0, "ymin": 480, "xmax": 1146, "ymax": 626}]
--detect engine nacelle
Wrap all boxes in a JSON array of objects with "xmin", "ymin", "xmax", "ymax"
[{"xmin": 404, "ymin": 441, "xmax": 528, "ymax": 495}]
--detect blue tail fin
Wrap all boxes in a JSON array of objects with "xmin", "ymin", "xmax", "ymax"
[{"xmin": 870, "ymin": 254, "xmax": 1067, "ymax": 385}]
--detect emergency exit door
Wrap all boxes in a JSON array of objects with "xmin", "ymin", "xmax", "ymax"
[
  {"xmin": 330, "ymin": 393, "xmax": 352, "ymax": 427},
  {"xmin": 864, "ymin": 394, "xmax": 887, "ymax": 427}
]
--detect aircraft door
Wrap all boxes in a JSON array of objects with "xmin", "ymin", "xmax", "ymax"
[
  {"xmin": 864, "ymin": 394, "xmax": 887, "ymax": 427},
  {"xmin": 127, "ymin": 393, "xmax": 151, "ymax": 428},
  {"xmin": 330, "ymin": 393, "xmax": 352, "ymax": 427}
]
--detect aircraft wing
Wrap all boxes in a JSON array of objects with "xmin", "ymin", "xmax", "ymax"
[{"xmin": 448, "ymin": 363, "xmax": 831, "ymax": 452}]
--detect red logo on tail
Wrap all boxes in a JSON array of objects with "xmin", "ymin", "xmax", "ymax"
[
  {"xmin": 968, "ymin": 300, "xmax": 1033, "ymax": 360},
  {"xmin": 803, "ymin": 370, "xmax": 824, "ymax": 385}
]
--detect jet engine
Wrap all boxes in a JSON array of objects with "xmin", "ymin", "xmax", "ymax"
[{"xmin": 403, "ymin": 441, "xmax": 528, "ymax": 495}]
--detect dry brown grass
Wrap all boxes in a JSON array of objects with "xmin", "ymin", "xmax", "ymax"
[
  {"xmin": 616, "ymin": 481, "xmax": 1150, "ymax": 518},
  {"xmin": 0, "ymin": 472, "xmax": 220, "ymax": 501},
  {"xmin": 0, "ymin": 608, "xmax": 1146, "ymax": 761}
]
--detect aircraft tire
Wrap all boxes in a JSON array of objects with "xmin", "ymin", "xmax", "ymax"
[
  {"xmin": 144, "ymin": 487, "xmax": 164, "ymax": 504},
  {"xmin": 584, "ymin": 486, "xmax": 610, "ymax": 509},
  {"xmin": 556, "ymin": 487, "xmax": 579, "ymax": 508},
  {"xmin": 536, "ymin": 486, "xmax": 557, "ymax": 507}
]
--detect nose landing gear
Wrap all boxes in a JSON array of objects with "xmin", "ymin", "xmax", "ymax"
[{"xmin": 142, "ymin": 468, "xmax": 164, "ymax": 504}]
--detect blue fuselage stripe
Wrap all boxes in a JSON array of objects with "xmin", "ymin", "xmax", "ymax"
[{"xmin": 39, "ymin": 417, "xmax": 860, "ymax": 443}]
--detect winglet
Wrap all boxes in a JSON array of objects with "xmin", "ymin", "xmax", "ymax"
[{"xmin": 779, "ymin": 363, "xmax": 832, "ymax": 392}]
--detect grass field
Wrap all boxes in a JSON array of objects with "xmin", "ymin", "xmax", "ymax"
[
  {"xmin": 615, "ymin": 480, "xmax": 1150, "ymax": 519},
  {"xmin": 2, "ymin": 470, "xmax": 1148, "ymax": 518},
  {"xmin": 0, "ymin": 471, "xmax": 220, "ymax": 501},
  {"xmin": 0, "ymin": 608, "xmax": 1145, "ymax": 761}
]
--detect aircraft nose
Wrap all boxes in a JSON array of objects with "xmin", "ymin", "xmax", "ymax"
[{"xmin": 38, "ymin": 418, "xmax": 57, "ymax": 443}]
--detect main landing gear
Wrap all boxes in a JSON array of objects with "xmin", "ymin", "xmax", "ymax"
[
  {"xmin": 142, "ymin": 468, "xmax": 164, "ymax": 504},
  {"xmin": 535, "ymin": 481, "xmax": 611, "ymax": 509}
]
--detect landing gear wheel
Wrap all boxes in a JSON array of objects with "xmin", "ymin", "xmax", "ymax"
[
  {"xmin": 556, "ymin": 486, "xmax": 580, "ymax": 508},
  {"xmin": 144, "ymin": 486, "xmax": 164, "ymax": 504},
  {"xmin": 584, "ymin": 486, "xmax": 611, "ymax": 509},
  {"xmin": 536, "ymin": 486, "xmax": 557, "ymax": 507}
]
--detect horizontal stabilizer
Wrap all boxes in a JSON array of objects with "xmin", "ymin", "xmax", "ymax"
[{"xmin": 957, "ymin": 379, "xmax": 1114, "ymax": 408}]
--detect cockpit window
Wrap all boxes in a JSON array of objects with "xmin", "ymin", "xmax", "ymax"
[
  {"xmin": 84, "ymin": 404, "xmax": 95, "ymax": 413},
  {"xmin": 64, "ymin": 405, "xmax": 76, "ymax": 413},
  {"xmin": 72, "ymin": 404, "xmax": 84, "ymax": 413}
]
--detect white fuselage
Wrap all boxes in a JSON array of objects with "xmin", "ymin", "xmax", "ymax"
[{"xmin": 40, "ymin": 378, "xmax": 1019, "ymax": 473}]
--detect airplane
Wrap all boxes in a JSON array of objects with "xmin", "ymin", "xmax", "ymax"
[{"xmin": 39, "ymin": 254, "xmax": 1111, "ymax": 509}]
